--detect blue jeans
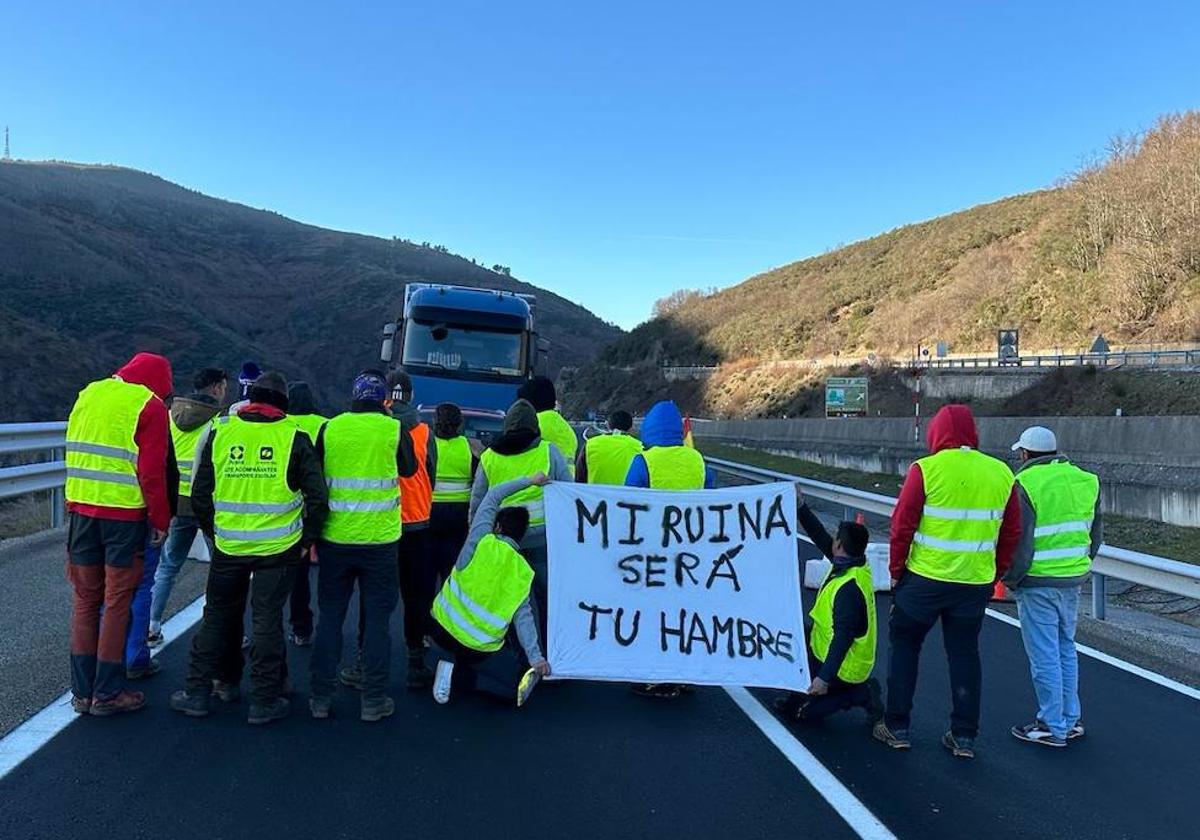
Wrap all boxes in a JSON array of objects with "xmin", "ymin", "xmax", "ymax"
[
  {"xmin": 1015, "ymin": 586, "xmax": 1082, "ymax": 739},
  {"xmin": 124, "ymin": 539, "xmax": 161, "ymax": 670},
  {"xmin": 150, "ymin": 515, "xmax": 201, "ymax": 630}
]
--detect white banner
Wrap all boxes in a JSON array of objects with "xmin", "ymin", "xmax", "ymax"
[{"xmin": 545, "ymin": 481, "xmax": 808, "ymax": 690}]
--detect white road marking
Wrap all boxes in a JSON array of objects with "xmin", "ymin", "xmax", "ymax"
[
  {"xmin": 984, "ymin": 608, "xmax": 1200, "ymax": 701},
  {"xmin": 0, "ymin": 594, "xmax": 206, "ymax": 781},
  {"xmin": 725, "ymin": 686, "xmax": 897, "ymax": 840}
]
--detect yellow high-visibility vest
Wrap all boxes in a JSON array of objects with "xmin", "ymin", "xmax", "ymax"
[
  {"xmin": 1015, "ymin": 459, "xmax": 1099, "ymax": 578},
  {"xmin": 537, "ymin": 410, "xmax": 578, "ymax": 478},
  {"xmin": 809, "ymin": 564, "xmax": 876, "ymax": 684},
  {"xmin": 644, "ymin": 446, "xmax": 707, "ymax": 490},
  {"xmin": 585, "ymin": 433, "xmax": 643, "ymax": 485},
  {"xmin": 907, "ymin": 447, "xmax": 1014, "ymax": 584},
  {"xmin": 65, "ymin": 378, "xmax": 155, "ymax": 509},
  {"xmin": 321, "ymin": 412, "xmax": 402, "ymax": 545},
  {"xmin": 431, "ymin": 534, "xmax": 534, "ymax": 652},
  {"xmin": 480, "ymin": 442, "xmax": 551, "ymax": 525},
  {"xmin": 433, "ymin": 435, "xmax": 473, "ymax": 503},
  {"xmin": 210, "ymin": 416, "xmax": 303, "ymax": 556}
]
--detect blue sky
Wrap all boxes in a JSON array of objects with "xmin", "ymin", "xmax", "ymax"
[{"xmin": 3, "ymin": 2, "xmax": 1198, "ymax": 329}]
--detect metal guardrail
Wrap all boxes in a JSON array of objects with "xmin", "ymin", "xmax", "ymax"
[
  {"xmin": 0, "ymin": 423, "xmax": 67, "ymax": 529},
  {"xmin": 707, "ymin": 456, "xmax": 1200, "ymax": 620},
  {"xmin": 916, "ymin": 349, "xmax": 1200, "ymax": 369}
]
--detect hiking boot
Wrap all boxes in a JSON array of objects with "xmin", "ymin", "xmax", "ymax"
[
  {"xmin": 71, "ymin": 695, "xmax": 91, "ymax": 714},
  {"xmin": 146, "ymin": 628, "xmax": 164, "ymax": 648},
  {"xmin": 432, "ymin": 660, "xmax": 454, "ymax": 705},
  {"xmin": 863, "ymin": 678, "xmax": 884, "ymax": 723},
  {"xmin": 633, "ymin": 683, "xmax": 681, "ymax": 699},
  {"xmin": 126, "ymin": 659, "xmax": 161, "ymax": 680},
  {"xmin": 90, "ymin": 690, "xmax": 146, "ymax": 716},
  {"xmin": 309, "ymin": 696, "xmax": 333, "ymax": 720},
  {"xmin": 339, "ymin": 663, "xmax": 365, "ymax": 691},
  {"xmin": 289, "ymin": 631, "xmax": 313, "ymax": 647},
  {"xmin": 406, "ymin": 652, "xmax": 433, "ymax": 690},
  {"xmin": 361, "ymin": 696, "xmax": 395, "ymax": 722},
  {"xmin": 516, "ymin": 668, "xmax": 541, "ymax": 708},
  {"xmin": 1011, "ymin": 721, "xmax": 1067, "ymax": 748},
  {"xmin": 942, "ymin": 731, "xmax": 976, "ymax": 759},
  {"xmin": 872, "ymin": 720, "xmax": 911, "ymax": 749},
  {"xmin": 1067, "ymin": 721, "xmax": 1085, "ymax": 740},
  {"xmin": 170, "ymin": 690, "xmax": 210, "ymax": 717},
  {"xmin": 211, "ymin": 680, "xmax": 241, "ymax": 703},
  {"xmin": 247, "ymin": 697, "xmax": 291, "ymax": 725}
]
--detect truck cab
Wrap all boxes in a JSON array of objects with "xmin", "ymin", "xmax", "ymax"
[{"xmin": 380, "ymin": 283, "xmax": 549, "ymax": 444}]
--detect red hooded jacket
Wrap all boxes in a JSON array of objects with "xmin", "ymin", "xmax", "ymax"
[
  {"xmin": 67, "ymin": 352, "xmax": 173, "ymax": 532},
  {"xmin": 888, "ymin": 404, "xmax": 1021, "ymax": 581}
]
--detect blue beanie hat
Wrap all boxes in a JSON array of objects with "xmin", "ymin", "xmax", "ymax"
[{"xmin": 352, "ymin": 371, "xmax": 388, "ymax": 403}]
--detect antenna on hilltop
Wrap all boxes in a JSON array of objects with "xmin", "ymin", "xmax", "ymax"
[{"xmin": 3, "ymin": 126, "xmax": 10, "ymax": 161}]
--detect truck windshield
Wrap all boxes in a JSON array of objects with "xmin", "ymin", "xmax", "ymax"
[{"xmin": 402, "ymin": 322, "xmax": 525, "ymax": 377}]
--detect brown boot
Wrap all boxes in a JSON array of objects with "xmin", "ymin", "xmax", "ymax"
[
  {"xmin": 71, "ymin": 696, "xmax": 92, "ymax": 714},
  {"xmin": 90, "ymin": 690, "xmax": 146, "ymax": 716}
]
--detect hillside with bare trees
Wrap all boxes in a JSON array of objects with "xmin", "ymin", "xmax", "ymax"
[{"xmin": 568, "ymin": 112, "xmax": 1200, "ymax": 416}]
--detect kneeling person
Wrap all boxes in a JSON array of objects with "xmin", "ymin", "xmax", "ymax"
[
  {"xmin": 776, "ymin": 497, "xmax": 880, "ymax": 722},
  {"xmin": 429, "ymin": 474, "xmax": 551, "ymax": 707}
]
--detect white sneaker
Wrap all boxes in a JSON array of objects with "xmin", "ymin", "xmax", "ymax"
[
  {"xmin": 516, "ymin": 668, "xmax": 540, "ymax": 708},
  {"xmin": 432, "ymin": 660, "xmax": 454, "ymax": 705}
]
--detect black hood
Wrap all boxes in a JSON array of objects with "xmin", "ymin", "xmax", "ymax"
[{"xmin": 288, "ymin": 382, "xmax": 318, "ymax": 415}]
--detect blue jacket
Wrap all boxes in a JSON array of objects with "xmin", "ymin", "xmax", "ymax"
[{"xmin": 624, "ymin": 400, "xmax": 716, "ymax": 488}]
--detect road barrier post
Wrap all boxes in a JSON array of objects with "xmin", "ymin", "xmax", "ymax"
[
  {"xmin": 1092, "ymin": 573, "xmax": 1107, "ymax": 621},
  {"xmin": 49, "ymin": 447, "xmax": 65, "ymax": 529}
]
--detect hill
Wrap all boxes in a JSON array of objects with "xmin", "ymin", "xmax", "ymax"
[
  {"xmin": 0, "ymin": 162, "xmax": 621, "ymax": 420},
  {"xmin": 567, "ymin": 112, "xmax": 1200, "ymax": 417}
]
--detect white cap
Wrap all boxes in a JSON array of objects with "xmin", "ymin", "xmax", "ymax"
[{"xmin": 1011, "ymin": 425, "xmax": 1057, "ymax": 453}]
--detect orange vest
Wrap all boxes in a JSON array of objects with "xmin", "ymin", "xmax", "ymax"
[{"xmin": 400, "ymin": 422, "xmax": 433, "ymax": 525}]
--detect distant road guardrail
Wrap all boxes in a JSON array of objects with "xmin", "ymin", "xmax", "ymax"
[
  {"xmin": 0, "ymin": 423, "xmax": 67, "ymax": 530},
  {"xmin": 706, "ymin": 455, "xmax": 1200, "ymax": 621},
  {"xmin": 914, "ymin": 348, "xmax": 1200, "ymax": 369}
]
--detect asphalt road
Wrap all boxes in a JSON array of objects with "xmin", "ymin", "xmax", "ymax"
[{"xmin": 1, "ymin": 536, "xmax": 1196, "ymax": 840}]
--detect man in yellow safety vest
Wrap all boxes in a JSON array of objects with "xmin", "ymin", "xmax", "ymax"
[
  {"xmin": 576, "ymin": 409, "xmax": 642, "ymax": 485},
  {"xmin": 64, "ymin": 352, "xmax": 173, "ymax": 717},
  {"xmin": 170, "ymin": 371, "xmax": 329, "ymax": 725},
  {"xmin": 430, "ymin": 402, "xmax": 479, "ymax": 584},
  {"xmin": 284, "ymin": 381, "xmax": 327, "ymax": 648},
  {"xmin": 309, "ymin": 371, "xmax": 417, "ymax": 722},
  {"xmin": 1005, "ymin": 425, "xmax": 1102, "ymax": 749},
  {"xmin": 429, "ymin": 473, "xmax": 552, "ymax": 708},
  {"xmin": 875, "ymin": 404, "xmax": 1021, "ymax": 759}
]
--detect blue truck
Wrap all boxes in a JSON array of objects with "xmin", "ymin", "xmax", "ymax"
[{"xmin": 379, "ymin": 283, "xmax": 549, "ymax": 443}]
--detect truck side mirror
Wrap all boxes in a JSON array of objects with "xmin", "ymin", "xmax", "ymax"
[
  {"xmin": 380, "ymin": 322, "xmax": 397, "ymax": 363},
  {"xmin": 537, "ymin": 338, "xmax": 551, "ymax": 354}
]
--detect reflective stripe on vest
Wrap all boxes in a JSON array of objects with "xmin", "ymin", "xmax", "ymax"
[
  {"xmin": 808, "ymin": 564, "xmax": 877, "ymax": 684},
  {"xmin": 907, "ymin": 447, "xmax": 1014, "ymax": 584},
  {"xmin": 291, "ymin": 413, "xmax": 328, "ymax": 443},
  {"xmin": 537, "ymin": 410, "xmax": 578, "ymax": 478},
  {"xmin": 321, "ymin": 412, "xmax": 402, "ymax": 545},
  {"xmin": 400, "ymin": 422, "xmax": 433, "ymax": 525},
  {"xmin": 431, "ymin": 534, "xmax": 534, "ymax": 652},
  {"xmin": 65, "ymin": 378, "xmax": 155, "ymax": 509},
  {"xmin": 644, "ymin": 446, "xmax": 707, "ymax": 490},
  {"xmin": 1015, "ymin": 459, "xmax": 1099, "ymax": 578},
  {"xmin": 210, "ymin": 416, "xmax": 303, "ymax": 556},
  {"xmin": 433, "ymin": 435, "xmax": 473, "ymax": 503},
  {"xmin": 480, "ymin": 442, "xmax": 551, "ymax": 526},
  {"xmin": 170, "ymin": 417, "xmax": 209, "ymax": 499},
  {"xmin": 585, "ymin": 432, "xmax": 644, "ymax": 485}
]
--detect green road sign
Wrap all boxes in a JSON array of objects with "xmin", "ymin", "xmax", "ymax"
[{"xmin": 825, "ymin": 376, "xmax": 868, "ymax": 418}]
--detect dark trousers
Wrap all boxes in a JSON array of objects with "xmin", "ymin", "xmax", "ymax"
[
  {"xmin": 430, "ymin": 502, "xmax": 469, "ymax": 585},
  {"xmin": 885, "ymin": 572, "xmax": 992, "ymax": 737},
  {"xmin": 790, "ymin": 649, "xmax": 874, "ymax": 721},
  {"xmin": 186, "ymin": 545, "xmax": 300, "ymax": 705},
  {"xmin": 428, "ymin": 621, "xmax": 525, "ymax": 701},
  {"xmin": 66, "ymin": 513, "xmax": 146, "ymax": 700},
  {"xmin": 311, "ymin": 540, "xmax": 399, "ymax": 702},
  {"xmin": 396, "ymin": 527, "xmax": 434, "ymax": 652},
  {"xmin": 288, "ymin": 548, "xmax": 315, "ymax": 637},
  {"xmin": 521, "ymin": 541, "xmax": 549, "ymax": 643}
]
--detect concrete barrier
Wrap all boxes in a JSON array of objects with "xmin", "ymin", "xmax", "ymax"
[{"xmin": 696, "ymin": 416, "xmax": 1200, "ymax": 527}]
